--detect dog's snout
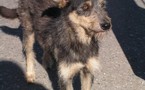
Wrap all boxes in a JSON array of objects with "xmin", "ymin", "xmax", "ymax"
[{"xmin": 100, "ymin": 22, "xmax": 111, "ymax": 30}]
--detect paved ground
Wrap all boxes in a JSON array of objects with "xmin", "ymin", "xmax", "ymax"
[{"xmin": 0, "ymin": 0, "xmax": 145, "ymax": 90}]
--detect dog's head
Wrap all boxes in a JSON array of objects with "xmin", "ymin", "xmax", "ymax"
[{"xmin": 65, "ymin": 0, "xmax": 111, "ymax": 33}]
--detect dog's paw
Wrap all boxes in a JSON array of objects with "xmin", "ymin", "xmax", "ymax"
[
  {"xmin": 26, "ymin": 71, "xmax": 35, "ymax": 83},
  {"xmin": 53, "ymin": 0, "xmax": 69, "ymax": 8}
]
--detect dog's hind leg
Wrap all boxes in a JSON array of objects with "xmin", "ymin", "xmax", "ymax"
[{"xmin": 18, "ymin": 5, "xmax": 36, "ymax": 83}]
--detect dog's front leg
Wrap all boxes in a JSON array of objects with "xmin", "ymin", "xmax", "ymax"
[
  {"xmin": 42, "ymin": 50, "xmax": 54, "ymax": 69},
  {"xmin": 58, "ymin": 62, "xmax": 74, "ymax": 90},
  {"xmin": 59, "ymin": 78, "xmax": 73, "ymax": 90},
  {"xmin": 80, "ymin": 68, "xmax": 94, "ymax": 90},
  {"xmin": 23, "ymin": 31, "xmax": 35, "ymax": 83},
  {"xmin": 81, "ymin": 57, "xmax": 100, "ymax": 90},
  {"xmin": 58, "ymin": 62, "xmax": 84, "ymax": 90}
]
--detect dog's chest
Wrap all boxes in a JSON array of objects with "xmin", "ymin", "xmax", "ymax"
[{"xmin": 56, "ymin": 37, "xmax": 99, "ymax": 63}]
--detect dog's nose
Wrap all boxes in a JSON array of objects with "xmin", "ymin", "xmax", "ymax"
[{"xmin": 100, "ymin": 22, "xmax": 111, "ymax": 30}]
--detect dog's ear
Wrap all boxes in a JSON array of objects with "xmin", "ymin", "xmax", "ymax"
[
  {"xmin": 98, "ymin": 0, "xmax": 106, "ymax": 8},
  {"xmin": 53, "ymin": 0, "xmax": 70, "ymax": 8}
]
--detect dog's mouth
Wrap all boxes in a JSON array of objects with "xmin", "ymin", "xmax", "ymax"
[
  {"xmin": 80, "ymin": 25, "xmax": 110, "ymax": 37},
  {"xmin": 88, "ymin": 28, "xmax": 109, "ymax": 34},
  {"xmin": 89, "ymin": 26, "xmax": 111, "ymax": 33},
  {"xmin": 80, "ymin": 25, "xmax": 102, "ymax": 33},
  {"xmin": 92, "ymin": 29, "xmax": 106, "ymax": 33}
]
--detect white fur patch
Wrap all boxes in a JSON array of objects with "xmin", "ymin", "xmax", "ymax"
[
  {"xmin": 58, "ymin": 62, "xmax": 84, "ymax": 83},
  {"xmin": 86, "ymin": 57, "xmax": 101, "ymax": 75}
]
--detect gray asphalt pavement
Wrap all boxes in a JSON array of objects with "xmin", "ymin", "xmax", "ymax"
[{"xmin": 0, "ymin": 0, "xmax": 145, "ymax": 90}]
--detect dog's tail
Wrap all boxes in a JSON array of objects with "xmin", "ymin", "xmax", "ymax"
[{"xmin": 0, "ymin": 6, "xmax": 18, "ymax": 19}]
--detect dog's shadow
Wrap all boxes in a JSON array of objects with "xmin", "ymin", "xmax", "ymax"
[
  {"xmin": 107, "ymin": 0, "xmax": 145, "ymax": 80},
  {"xmin": 0, "ymin": 60, "xmax": 48, "ymax": 90},
  {"xmin": 0, "ymin": 26, "xmax": 23, "ymax": 41},
  {"xmin": 0, "ymin": 26, "xmax": 43, "ymax": 63}
]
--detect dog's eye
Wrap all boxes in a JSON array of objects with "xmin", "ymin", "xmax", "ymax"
[
  {"xmin": 101, "ymin": 3, "xmax": 105, "ymax": 8},
  {"xmin": 82, "ymin": 3, "xmax": 90, "ymax": 11}
]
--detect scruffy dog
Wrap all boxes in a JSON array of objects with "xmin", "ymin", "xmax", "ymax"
[{"xmin": 0, "ymin": 0, "xmax": 111, "ymax": 90}]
